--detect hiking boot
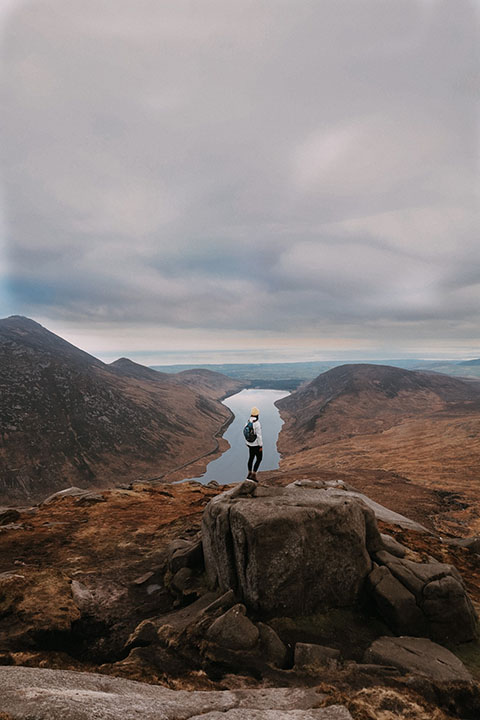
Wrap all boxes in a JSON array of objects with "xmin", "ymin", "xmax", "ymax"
[
  {"xmin": 251, "ymin": 472, "xmax": 258, "ymax": 482},
  {"xmin": 246, "ymin": 472, "xmax": 254, "ymax": 480}
]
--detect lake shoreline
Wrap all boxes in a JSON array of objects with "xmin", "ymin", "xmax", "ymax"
[{"xmin": 182, "ymin": 388, "xmax": 290, "ymax": 485}]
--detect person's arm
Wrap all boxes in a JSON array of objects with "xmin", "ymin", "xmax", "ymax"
[{"xmin": 255, "ymin": 420, "xmax": 263, "ymax": 448}]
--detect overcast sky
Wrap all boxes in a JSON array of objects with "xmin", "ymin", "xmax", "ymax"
[{"xmin": 1, "ymin": 0, "xmax": 479, "ymax": 363}]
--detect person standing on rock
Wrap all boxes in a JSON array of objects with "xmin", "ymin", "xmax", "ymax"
[{"xmin": 244, "ymin": 406, "xmax": 263, "ymax": 481}]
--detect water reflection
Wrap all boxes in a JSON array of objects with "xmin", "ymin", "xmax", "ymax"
[{"xmin": 188, "ymin": 388, "xmax": 289, "ymax": 484}]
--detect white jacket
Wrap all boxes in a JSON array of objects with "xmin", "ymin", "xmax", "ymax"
[{"xmin": 245, "ymin": 416, "xmax": 263, "ymax": 447}]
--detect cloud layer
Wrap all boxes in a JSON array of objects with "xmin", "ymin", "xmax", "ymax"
[{"xmin": 2, "ymin": 0, "xmax": 479, "ymax": 356}]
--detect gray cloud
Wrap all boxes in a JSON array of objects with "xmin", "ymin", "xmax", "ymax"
[{"xmin": 2, "ymin": 0, "xmax": 479, "ymax": 354}]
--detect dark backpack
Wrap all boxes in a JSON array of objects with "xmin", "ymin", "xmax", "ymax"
[{"xmin": 243, "ymin": 419, "xmax": 257, "ymax": 443}]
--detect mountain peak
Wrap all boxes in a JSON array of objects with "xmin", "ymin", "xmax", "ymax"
[
  {"xmin": 276, "ymin": 362, "xmax": 480, "ymax": 492},
  {"xmin": 0, "ymin": 320, "xmax": 241, "ymax": 503},
  {"xmin": 0, "ymin": 314, "xmax": 103, "ymax": 369},
  {"xmin": 305, "ymin": 362, "xmax": 477, "ymax": 400},
  {"xmin": 3, "ymin": 314, "xmax": 46, "ymax": 330},
  {"xmin": 110, "ymin": 357, "xmax": 170, "ymax": 382}
]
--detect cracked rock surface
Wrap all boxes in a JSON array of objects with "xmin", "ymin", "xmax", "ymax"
[
  {"xmin": 0, "ymin": 666, "xmax": 352, "ymax": 720},
  {"xmin": 364, "ymin": 636, "xmax": 473, "ymax": 683},
  {"xmin": 202, "ymin": 484, "xmax": 381, "ymax": 614}
]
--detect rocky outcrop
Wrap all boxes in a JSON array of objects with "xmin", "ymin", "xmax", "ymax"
[
  {"xmin": 41, "ymin": 487, "xmax": 106, "ymax": 505},
  {"xmin": 366, "ymin": 565, "xmax": 425, "ymax": 636},
  {"xmin": 202, "ymin": 483, "xmax": 382, "ymax": 615},
  {"xmin": 202, "ymin": 482, "xmax": 478, "ymax": 644},
  {"xmin": 0, "ymin": 667, "xmax": 353, "ymax": 720},
  {"xmin": 295, "ymin": 643, "xmax": 341, "ymax": 671},
  {"xmin": 0, "ymin": 508, "xmax": 20, "ymax": 525},
  {"xmin": 364, "ymin": 636, "xmax": 473, "ymax": 683},
  {"xmin": 0, "ymin": 477, "xmax": 478, "ymax": 717},
  {"xmin": 206, "ymin": 604, "xmax": 260, "ymax": 650},
  {"xmin": 368, "ymin": 551, "xmax": 477, "ymax": 643},
  {"xmin": 151, "ymin": 589, "xmax": 290, "ymax": 673},
  {"xmin": 257, "ymin": 622, "xmax": 288, "ymax": 668},
  {"xmin": 168, "ymin": 534, "xmax": 204, "ymax": 575}
]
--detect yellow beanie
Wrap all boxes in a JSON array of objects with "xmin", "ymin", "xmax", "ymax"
[{"xmin": 251, "ymin": 406, "xmax": 260, "ymax": 416}]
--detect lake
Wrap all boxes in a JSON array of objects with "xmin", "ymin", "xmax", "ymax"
[{"xmin": 188, "ymin": 388, "xmax": 289, "ymax": 484}]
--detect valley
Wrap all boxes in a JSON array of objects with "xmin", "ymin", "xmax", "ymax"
[{"xmin": 2, "ymin": 318, "xmax": 480, "ymax": 719}]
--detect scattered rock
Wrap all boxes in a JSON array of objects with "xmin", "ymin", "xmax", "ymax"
[
  {"xmin": 0, "ymin": 523, "xmax": 24, "ymax": 532},
  {"xmin": 202, "ymin": 484, "xmax": 381, "ymax": 615},
  {"xmin": 373, "ymin": 555, "xmax": 477, "ymax": 642},
  {"xmin": 294, "ymin": 642, "xmax": 341, "ymax": 671},
  {"xmin": 0, "ymin": 508, "xmax": 20, "ymax": 526},
  {"xmin": 422, "ymin": 573, "xmax": 476, "ymax": 643},
  {"xmin": 168, "ymin": 536, "xmax": 203, "ymax": 574},
  {"xmin": 289, "ymin": 479, "xmax": 327, "ymax": 489},
  {"xmin": 40, "ymin": 487, "xmax": 106, "ymax": 507},
  {"xmin": 70, "ymin": 579, "xmax": 95, "ymax": 612},
  {"xmin": 132, "ymin": 571, "xmax": 155, "ymax": 586},
  {"xmin": 171, "ymin": 567, "xmax": 193, "ymax": 594},
  {"xmin": 206, "ymin": 604, "xmax": 259, "ymax": 650},
  {"xmin": 229, "ymin": 479, "xmax": 258, "ymax": 498},
  {"xmin": 201, "ymin": 590, "xmax": 236, "ymax": 616},
  {"xmin": 364, "ymin": 636, "xmax": 473, "ymax": 683},
  {"xmin": 170, "ymin": 567, "xmax": 206, "ymax": 600},
  {"xmin": 41, "ymin": 487, "xmax": 89, "ymax": 504},
  {"xmin": 366, "ymin": 565, "xmax": 424, "ymax": 636},
  {"xmin": 445, "ymin": 536, "xmax": 480, "ymax": 554},
  {"xmin": 257, "ymin": 622, "xmax": 288, "ymax": 668},
  {"xmin": 380, "ymin": 533, "xmax": 407, "ymax": 558},
  {"xmin": 344, "ymin": 662, "xmax": 400, "ymax": 677},
  {"xmin": 74, "ymin": 492, "xmax": 106, "ymax": 505},
  {"xmin": 125, "ymin": 620, "xmax": 158, "ymax": 649}
]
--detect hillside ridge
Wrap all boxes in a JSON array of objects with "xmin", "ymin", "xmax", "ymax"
[
  {"xmin": 276, "ymin": 363, "xmax": 480, "ymax": 537},
  {"xmin": 0, "ymin": 317, "xmax": 241, "ymax": 503}
]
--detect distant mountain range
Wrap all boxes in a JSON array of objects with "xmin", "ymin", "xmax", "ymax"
[
  {"xmin": 458, "ymin": 358, "xmax": 480, "ymax": 367},
  {"xmin": 0, "ymin": 316, "xmax": 242, "ymax": 503},
  {"xmin": 151, "ymin": 357, "xmax": 480, "ymax": 389}
]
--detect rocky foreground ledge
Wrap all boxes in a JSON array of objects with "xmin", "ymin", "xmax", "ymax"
[
  {"xmin": 0, "ymin": 666, "xmax": 352, "ymax": 720},
  {"xmin": 1, "ymin": 476, "xmax": 480, "ymax": 719}
]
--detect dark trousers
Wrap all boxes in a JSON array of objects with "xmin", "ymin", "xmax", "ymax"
[{"xmin": 248, "ymin": 446, "xmax": 263, "ymax": 473}]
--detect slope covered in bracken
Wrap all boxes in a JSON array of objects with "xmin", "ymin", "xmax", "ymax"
[
  {"xmin": 0, "ymin": 316, "xmax": 242, "ymax": 504},
  {"xmin": 276, "ymin": 364, "xmax": 480, "ymax": 536}
]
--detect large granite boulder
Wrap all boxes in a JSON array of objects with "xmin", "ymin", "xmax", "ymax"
[{"xmin": 202, "ymin": 484, "xmax": 382, "ymax": 615}]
